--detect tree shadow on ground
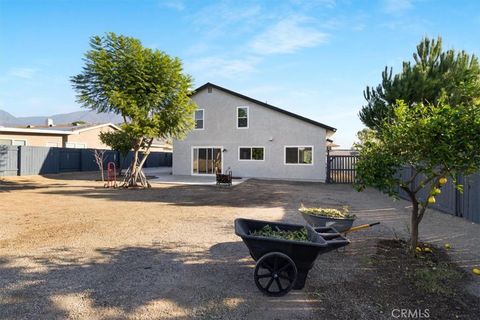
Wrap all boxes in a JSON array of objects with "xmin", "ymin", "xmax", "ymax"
[
  {"xmin": 0, "ymin": 179, "xmax": 73, "ymax": 193},
  {"xmin": 0, "ymin": 241, "xmax": 322, "ymax": 320},
  {"xmin": 37, "ymin": 179, "xmax": 356, "ymax": 210}
]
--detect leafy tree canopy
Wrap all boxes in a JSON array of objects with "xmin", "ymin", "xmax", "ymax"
[
  {"xmin": 355, "ymin": 98, "xmax": 480, "ymax": 251},
  {"xmin": 355, "ymin": 37, "xmax": 480, "ymax": 252},
  {"xmin": 356, "ymin": 99, "xmax": 480, "ymax": 194},
  {"xmin": 99, "ymin": 130, "xmax": 134, "ymax": 157},
  {"xmin": 72, "ymin": 32, "xmax": 196, "ymax": 187},
  {"xmin": 359, "ymin": 37, "xmax": 480, "ymax": 130}
]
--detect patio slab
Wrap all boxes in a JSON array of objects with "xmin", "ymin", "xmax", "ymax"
[{"xmin": 143, "ymin": 167, "xmax": 248, "ymax": 186}]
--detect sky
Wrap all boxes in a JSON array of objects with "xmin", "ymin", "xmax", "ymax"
[{"xmin": 1, "ymin": 0, "xmax": 479, "ymax": 148}]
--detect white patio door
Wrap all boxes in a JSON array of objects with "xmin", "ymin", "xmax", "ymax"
[{"xmin": 192, "ymin": 147, "xmax": 222, "ymax": 175}]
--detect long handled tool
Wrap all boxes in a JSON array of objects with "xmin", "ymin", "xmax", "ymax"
[{"xmin": 343, "ymin": 222, "xmax": 380, "ymax": 234}]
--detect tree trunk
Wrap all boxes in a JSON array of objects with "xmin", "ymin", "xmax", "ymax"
[
  {"xmin": 93, "ymin": 150, "xmax": 105, "ymax": 182},
  {"xmin": 410, "ymin": 200, "xmax": 419, "ymax": 252},
  {"xmin": 121, "ymin": 138, "xmax": 152, "ymax": 188},
  {"xmin": 402, "ymin": 183, "xmax": 420, "ymax": 254}
]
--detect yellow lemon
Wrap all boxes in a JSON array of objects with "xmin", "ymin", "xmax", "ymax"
[
  {"xmin": 423, "ymin": 247, "xmax": 432, "ymax": 253},
  {"xmin": 472, "ymin": 268, "xmax": 480, "ymax": 275},
  {"xmin": 432, "ymin": 188, "xmax": 441, "ymax": 196},
  {"xmin": 439, "ymin": 177, "xmax": 448, "ymax": 185},
  {"xmin": 444, "ymin": 243, "xmax": 451, "ymax": 249},
  {"xmin": 416, "ymin": 246, "xmax": 422, "ymax": 252},
  {"xmin": 428, "ymin": 196, "xmax": 436, "ymax": 204}
]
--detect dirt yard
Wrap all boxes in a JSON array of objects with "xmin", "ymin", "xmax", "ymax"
[{"xmin": 1, "ymin": 173, "xmax": 479, "ymax": 319}]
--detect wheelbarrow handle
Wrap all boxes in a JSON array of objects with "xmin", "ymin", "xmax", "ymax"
[{"xmin": 344, "ymin": 222, "xmax": 380, "ymax": 234}]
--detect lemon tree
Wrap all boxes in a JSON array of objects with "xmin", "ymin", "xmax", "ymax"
[
  {"xmin": 356, "ymin": 100, "xmax": 480, "ymax": 252},
  {"xmin": 355, "ymin": 37, "xmax": 480, "ymax": 253}
]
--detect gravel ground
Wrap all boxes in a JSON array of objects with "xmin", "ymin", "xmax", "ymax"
[{"xmin": 0, "ymin": 172, "xmax": 479, "ymax": 319}]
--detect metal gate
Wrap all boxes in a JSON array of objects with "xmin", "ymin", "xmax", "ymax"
[{"xmin": 327, "ymin": 155, "xmax": 358, "ymax": 184}]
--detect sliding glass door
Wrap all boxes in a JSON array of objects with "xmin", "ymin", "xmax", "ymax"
[{"xmin": 192, "ymin": 147, "xmax": 222, "ymax": 175}]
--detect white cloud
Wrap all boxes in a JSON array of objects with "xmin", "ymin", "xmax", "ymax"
[
  {"xmin": 320, "ymin": 11, "xmax": 368, "ymax": 31},
  {"xmin": 290, "ymin": 0, "xmax": 337, "ymax": 9},
  {"xmin": 185, "ymin": 56, "xmax": 259, "ymax": 80},
  {"xmin": 250, "ymin": 16, "xmax": 328, "ymax": 55},
  {"xmin": 382, "ymin": 0, "xmax": 413, "ymax": 14},
  {"xmin": 8, "ymin": 67, "xmax": 37, "ymax": 79},
  {"xmin": 159, "ymin": 0, "xmax": 185, "ymax": 11},
  {"xmin": 191, "ymin": 3, "xmax": 262, "ymax": 37}
]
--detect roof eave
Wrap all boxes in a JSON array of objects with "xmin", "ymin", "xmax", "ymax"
[{"xmin": 0, "ymin": 127, "xmax": 72, "ymax": 135}]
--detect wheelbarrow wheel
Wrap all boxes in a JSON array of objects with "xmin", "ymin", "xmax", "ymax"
[{"xmin": 254, "ymin": 252, "xmax": 297, "ymax": 297}]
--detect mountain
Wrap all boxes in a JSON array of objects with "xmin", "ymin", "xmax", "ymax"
[
  {"xmin": 0, "ymin": 109, "xmax": 124, "ymax": 126},
  {"xmin": 0, "ymin": 109, "xmax": 17, "ymax": 124}
]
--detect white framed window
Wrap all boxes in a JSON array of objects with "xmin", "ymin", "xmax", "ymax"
[
  {"xmin": 284, "ymin": 146, "xmax": 313, "ymax": 165},
  {"xmin": 194, "ymin": 109, "xmax": 204, "ymax": 130},
  {"xmin": 237, "ymin": 106, "xmax": 249, "ymax": 129},
  {"xmin": 239, "ymin": 147, "xmax": 264, "ymax": 161},
  {"xmin": 12, "ymin": 139, "xmax": 26, "ymax": 146},
  {"xmin": 0, "ymin": 139, "xmax": 11, "ymax": 145},
  {"xmin": 65, "ymin": 142, "xmax": 86, "ymax": 149},
  {"xmin": 0, "ymin": 139, "xmax": 27, "ymax": 146}
]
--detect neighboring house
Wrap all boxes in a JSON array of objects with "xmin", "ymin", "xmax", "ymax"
[
  {"xmin": 328, "ymin": 149, "xmax": 359, "ymax": 156},
  {"xmin": 0, "ymin": 122, "xmax": 120, "ymax": 149},
  {"xmin": 151, "ymin": 138, "xmax": 173, "ymax": 152},
  {"xmin": 173, "ymin": 83, "xmax": 337, "ymax": 182}
]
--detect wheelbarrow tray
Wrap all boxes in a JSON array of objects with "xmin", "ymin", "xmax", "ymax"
[
  {"xmin": 300, "ymin": 211, "xmax": 355, "ymax": 233},
  {"xmin": 235, "ymin": 218, "xmax": 349, "ymax": 289}
]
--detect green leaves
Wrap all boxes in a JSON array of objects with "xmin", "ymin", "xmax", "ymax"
[
  {"xmin": 359, "ymin": 36, "xmax": 480, "ymax": 131},
  {"xmin": 356, "ymin": 36, "xmax": 480, "ymax": 197},
  {"xmin": 71, "ymin": 32, "xmax": 196, "ymax": 141},
  {"xmin": 72, "ymin": 32, "xmax": 196, "ymax": 187},
  {"xmin": 356, "ymin": 37, "xmax": 480, "ymax": 251},
  {"xmin": 250, "ymin": 225, "xmax": 309, "ymax": 242},
  {"xmin": 355, "ymin": 100, "xmax": 480, "ymax": 197},
  {"xmin": 99, "ymin": 130, "xmax": 134, "ymax": 156}
]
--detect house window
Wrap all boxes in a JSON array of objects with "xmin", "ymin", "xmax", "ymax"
[
  {"xmin": 12, "ymin": 140, "xmax": 26, "ymax": 146},
  {"xmin": 0, "ymin": 139, "xmax": 12, "ymax": 145},
  {"xmin": 0, "ymin": 139, "xmax": 26, "ymax": 146},
  {"xmin": 195, "ymin": 109, "xmax": 204, "ymax": 129},
  {"xmin": 285, "ymin": 146, "xmax": 313, "ymax": 165},
  {"xmin": 237, "ymin": 107, "xmax": 248, "ymax": 128},
  {"xmin": 66, "ymin": 142, "xmax": 86, "ymax": 149},
  {"xmin": 239, "ymin": 147, "xmax": 264, "ymax": 161}
]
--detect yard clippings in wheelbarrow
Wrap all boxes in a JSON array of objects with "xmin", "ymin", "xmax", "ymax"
[
  {"xmin": 299, "ymin": 206, "xmax": 356, "ymax": 232},
  {"xmin": 235, "ymin": 218, "xmax": 349, "ymax": 297},
  {"xmin": 299, "ymin": 207, "xmax": 380, "ymax": 235},
  {"xmin": 250, "ymin": 224, "xmax": 309, "ymax": 242}
]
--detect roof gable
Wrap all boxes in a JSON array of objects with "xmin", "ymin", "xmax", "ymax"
[{"xmin": 193, "ymin": 83, "xmax": 336, "ymax": 132}]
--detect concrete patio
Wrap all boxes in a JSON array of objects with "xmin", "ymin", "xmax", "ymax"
[{"xmin": 143, "ymin": 167, "xmax": 248, "ymax": 186}]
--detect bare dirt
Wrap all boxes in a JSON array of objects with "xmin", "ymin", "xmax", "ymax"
[{"xmin": 0, "ymin": 173, "xmax": 479, "ymax": 319}]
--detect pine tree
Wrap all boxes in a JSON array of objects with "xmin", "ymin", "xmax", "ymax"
[{"xmin": 359, "ymin": 37, "xmax": 480, "ymax": 130}]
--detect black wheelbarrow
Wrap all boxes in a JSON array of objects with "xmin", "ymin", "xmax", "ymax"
[{"xmin": 235, "ymin": 218, "xmax": 350, "ymax": 297}]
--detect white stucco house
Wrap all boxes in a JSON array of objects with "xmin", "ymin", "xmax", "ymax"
[{"xmin": 173, "ymin": 83, "xmax": 336, "ymax": 182}]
